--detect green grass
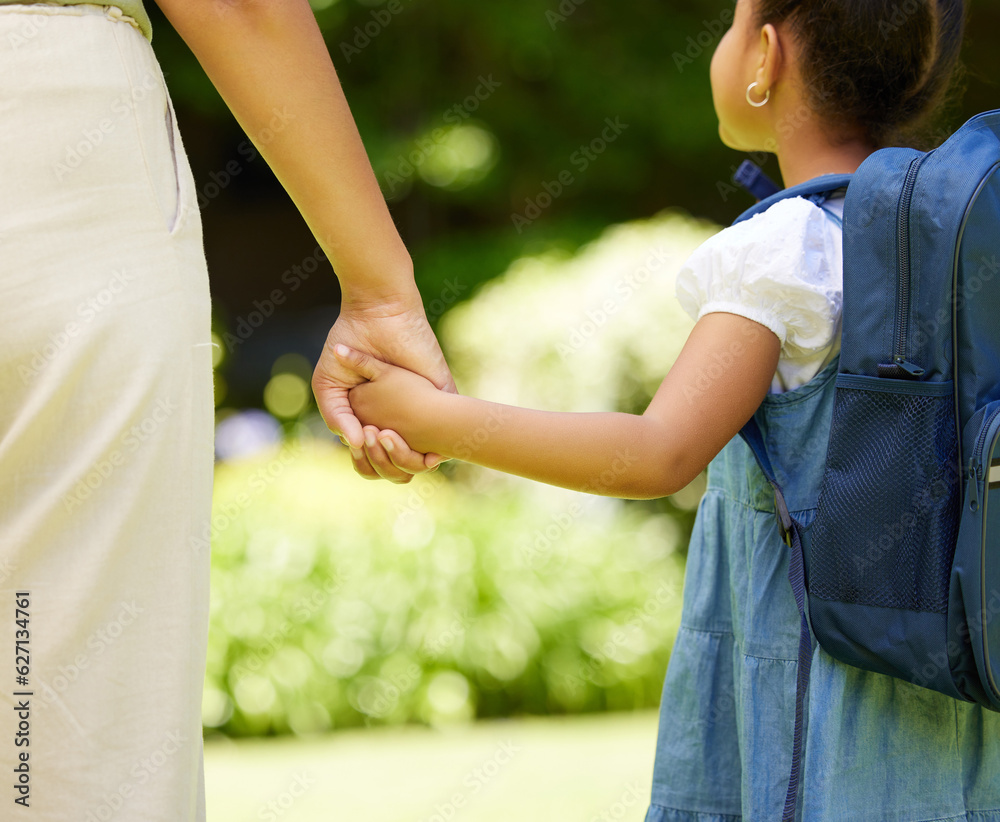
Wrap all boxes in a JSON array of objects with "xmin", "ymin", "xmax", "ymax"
[{"xmin": 204, "ymin": 709, "xmax": 660, "ymax": 821}]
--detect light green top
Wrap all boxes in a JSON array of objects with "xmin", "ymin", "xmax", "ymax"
[{"xmin": 0, "ymin": 1, "xmax": 152, "ymax": 41}]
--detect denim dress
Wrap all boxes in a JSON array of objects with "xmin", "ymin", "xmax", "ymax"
[{"xmin": 643, "ymin": 344, "xmax": 1000, "ymax": 822}]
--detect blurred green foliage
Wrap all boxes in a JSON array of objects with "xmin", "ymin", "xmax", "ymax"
[
  {"xmin": 150, "ymin": 0, "xmax": 1000, "ymax": 333},
  {"xmin": 205, "ymin": 439, "xmax": 686, "ymax": 736}
]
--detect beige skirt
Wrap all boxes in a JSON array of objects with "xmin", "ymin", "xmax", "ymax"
[{"xmin": 0, "ymin": 4, "xmax": 212, "ymax": 818}]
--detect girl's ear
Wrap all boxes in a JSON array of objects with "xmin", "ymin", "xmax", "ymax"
[{"xmin": 754, "ymin": 22, "xmax": 784, "ymax": 96}]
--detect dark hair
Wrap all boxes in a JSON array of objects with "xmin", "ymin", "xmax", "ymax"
[{"xmin": 755, "ymin": 0, "xmax": 966, "ymax": 148}]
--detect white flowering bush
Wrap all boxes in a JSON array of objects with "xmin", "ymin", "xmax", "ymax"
[
  {"xmin": 205, "ymin": 210, "xmax": 722, "ymax": 737},
  {"xmin": 442, "ymin": 209, "xmax": 717, "ymax": 416}
]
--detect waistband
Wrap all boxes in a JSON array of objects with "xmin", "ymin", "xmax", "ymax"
[{"xmin": 0, "ymin": 3, "xmax": 143, "ymax": 36}]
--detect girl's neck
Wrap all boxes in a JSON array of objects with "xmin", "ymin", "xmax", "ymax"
[{"xmin": 775, "ymin": 122, "xmax": 876, "ymax": 188}]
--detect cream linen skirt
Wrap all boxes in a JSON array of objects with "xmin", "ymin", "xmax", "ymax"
[{"xmin": 0, "ymin": 4, "xmax": 212, "ymax": 819}]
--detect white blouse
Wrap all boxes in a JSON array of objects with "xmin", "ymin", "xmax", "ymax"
[{"xmin": 675, "ymin": 195, "xmax": 845, "ymax": 394}]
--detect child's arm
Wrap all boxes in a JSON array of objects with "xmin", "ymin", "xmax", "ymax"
[{"xmin": 341, "ymin": 313, "xmax": 780, "ymax": 499}]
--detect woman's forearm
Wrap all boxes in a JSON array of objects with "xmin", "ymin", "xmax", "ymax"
[
  {"xmin": 407, "ymin": 393, "xmax": 686, "ymax": 499},
  {"xmin": 156, "ymin": 0, "xmax": 413, "ymax": 304}
]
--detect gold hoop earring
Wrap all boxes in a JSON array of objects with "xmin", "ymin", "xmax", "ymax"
[{"xmin": 746, "ymin": 81, "xmax": 770, "ymax": 107}]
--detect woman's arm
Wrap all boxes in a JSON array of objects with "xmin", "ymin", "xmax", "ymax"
[
  {"xmin": 153, "ymin": 0, "xmax": 453, "ymax": 480},
  {"xmin": 344, "ymin": 313, "xmax": 781, "ymax": 499},
  {"xmin": 155, "ymin": 0, "xmax": 409, "ymax": 299}
]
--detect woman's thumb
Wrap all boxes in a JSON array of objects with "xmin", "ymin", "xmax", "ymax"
[{"xmin": 333, "ymin": 344, "xmax": 381, "ymax": 380}]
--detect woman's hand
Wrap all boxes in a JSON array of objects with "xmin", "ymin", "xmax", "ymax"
[
  {"xmin": 312, "ymin": 291, "xmax": 456, "ymax": 482},
  {"xmin": 333, "ymin": 342, "xmax": 443, "ymax": 452}
]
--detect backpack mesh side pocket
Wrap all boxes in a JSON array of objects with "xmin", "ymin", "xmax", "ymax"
[{"xmin": 809, "ymin": 376, "xmax": 961, "ymax": 614}]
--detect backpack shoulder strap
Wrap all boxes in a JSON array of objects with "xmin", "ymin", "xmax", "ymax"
[
  {"xmin": 733, "ymin": 160, "xmax": 782, "ymax": 201},
  {"xmin": 732, "ymin": 170, "xmax": 852, "ymax": 822},
  {"xmin": 733, "ymin": 172, "xmax": 853, "ymax": 225}
]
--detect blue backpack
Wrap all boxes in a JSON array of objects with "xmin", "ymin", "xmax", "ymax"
[{"xmin": 733, "ymin": 109, "xmax": 1000, "ymax": 820}]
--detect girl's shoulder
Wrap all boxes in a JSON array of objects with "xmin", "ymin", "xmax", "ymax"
[
  {"xmin": 677, "ymin": 195, "xmax": 843, "ymax": 301},
  {"xmin": 696, "ymin": 195, "xmax": 843, "ymax": 265},
  {"xmin": 675, "ymin": 194, "xmax": 844, "ymax": 361}
]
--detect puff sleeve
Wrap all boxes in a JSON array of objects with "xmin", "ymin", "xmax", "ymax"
[{"xmin": 675, "ymin": 196, "xmax": 843, "ymax": 390}]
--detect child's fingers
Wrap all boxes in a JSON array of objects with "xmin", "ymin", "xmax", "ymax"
[
  {"xmin": 348, "ymin": 442, "xmax": 383, "ymax": 481},
  {"xmin": 362, "ymin": 426, "xmax": 415, "ymax": 484},
  {"xmin": 424, "ymin": 452, "xmax": 450, "ymax": 470},
  {"xmin": 375, "ymin": 430, "xmax": 440, "ymax": 475},
  {"xmin": 334, "ymin": 344, "xmax": 383, "ymax": 381}
]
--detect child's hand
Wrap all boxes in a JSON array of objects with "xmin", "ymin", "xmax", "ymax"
[{"xmin": 335, "ymin": 344, "xmax": 443, "ymax": 456}]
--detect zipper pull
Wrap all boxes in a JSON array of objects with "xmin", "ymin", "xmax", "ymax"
[
  {"xmin": 894, "ymin": 356, "xmax": 925, "ymax": 377},
  {"xmin": 969, "ymin": 458, "xmax": 981, "ymax": 512}
]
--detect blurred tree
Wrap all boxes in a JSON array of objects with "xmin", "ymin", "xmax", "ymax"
[{"xmin": 147, "ymin": 0, "xmax": 998, "ymax": 406}]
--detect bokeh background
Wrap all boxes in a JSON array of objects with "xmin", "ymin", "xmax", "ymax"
[{"xmin": 145, "ymin": 1, "xmax": 998, "ymax": 818}]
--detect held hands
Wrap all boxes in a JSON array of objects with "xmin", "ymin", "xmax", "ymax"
[
  {"xmin": 312, "ymin": 296, "xmax": 453, "ymax": 482},
  {"xmin": 334, "ymin": 344, "xmax": 441, "ymax": 458}
]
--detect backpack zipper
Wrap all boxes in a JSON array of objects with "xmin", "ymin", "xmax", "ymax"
[
  {"xmin": 968, "ymin": 406, "xmax": 1000, "ymax": 512},
  {"xmin": 951, "ymin": 161, "xmax": 1000, "ymax": 471},
  {"xmin": 892, "ymin": 154, "xmax": 932, "ymax": 377},
  {"xmin": 968, "ymin": 403, "xmax": 1000, "ymax": 701}
]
